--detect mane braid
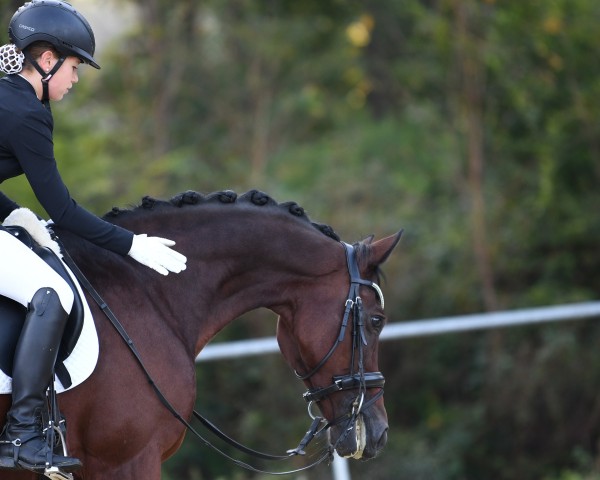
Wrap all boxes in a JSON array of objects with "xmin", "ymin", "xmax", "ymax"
[{"xmin": 104, "ymin": 189, "xmax": 340, "ymax": 240}]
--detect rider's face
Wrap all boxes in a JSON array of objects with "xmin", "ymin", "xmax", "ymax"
[{"xmin": 46, "ymin": 56, "xmax": 81, "ymax": 101}]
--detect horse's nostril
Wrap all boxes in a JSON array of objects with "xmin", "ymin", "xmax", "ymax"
[{"xmin": 377, "ymin": 427, "xmax": 388, "ymax": 451}]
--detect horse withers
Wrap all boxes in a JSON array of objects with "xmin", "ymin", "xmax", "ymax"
[{"xmin": 0, "ymin": 190, "xmax": 402, "ymax": 479}]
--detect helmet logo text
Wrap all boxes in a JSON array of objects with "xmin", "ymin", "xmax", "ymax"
[{"xmin": 19, "ymin": 24, "xmax": 35, "ymax": 32}]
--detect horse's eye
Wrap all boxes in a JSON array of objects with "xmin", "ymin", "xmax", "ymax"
[{"xmin": 371, "ymin": 316, "xmax": 385, "ymax": 331}]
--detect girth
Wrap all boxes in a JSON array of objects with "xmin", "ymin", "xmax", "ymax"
[{"xmin": 0, "ymin": 225, "xmax": 84, "ymax": 388}]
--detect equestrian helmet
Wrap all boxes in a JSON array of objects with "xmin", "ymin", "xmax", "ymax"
[{"xmin": 8, "ymin": 0, "xmax": 100, "ymax": 69}]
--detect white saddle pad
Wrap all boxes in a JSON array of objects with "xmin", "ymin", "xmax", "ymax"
[{"xmin": 0, "ymin": 209, "xmax": 99, "ymax": 394}]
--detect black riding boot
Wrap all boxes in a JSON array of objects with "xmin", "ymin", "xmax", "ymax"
[{"xmin": 0, "ymin": 288, "xmax": 82, "ymax": 473}]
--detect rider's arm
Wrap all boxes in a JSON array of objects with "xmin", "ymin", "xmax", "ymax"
[{"xmin": 8, "ymin": 108, "xmax": 134, "ymax": 255}]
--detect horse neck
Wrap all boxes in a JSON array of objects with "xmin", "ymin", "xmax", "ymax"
[
  {"xmin": 115, "ymin": 205, "xmax": 344, "ymax": 354},
  {"xmin": 199, "ymin": 208, "xmax": 339, "ymax": 321}
]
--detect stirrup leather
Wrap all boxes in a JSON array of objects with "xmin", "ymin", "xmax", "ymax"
[{"xmin": 44, "ymin": 376, "xmax": 77, "ymax": 480}]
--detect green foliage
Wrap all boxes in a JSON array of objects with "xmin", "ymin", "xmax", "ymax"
[{"xmin": 3, "ymin": 0, "xmax": 600, "ymax": 478}]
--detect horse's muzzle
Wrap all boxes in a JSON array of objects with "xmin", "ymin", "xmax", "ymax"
[{"xmin": 331, "ymin": 411, "xmax": 388, "ymax": 460}]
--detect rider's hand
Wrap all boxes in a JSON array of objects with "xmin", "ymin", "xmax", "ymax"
[{"xmin": 127, "ymin": 234, "xmax": 187, "ymax": 275}]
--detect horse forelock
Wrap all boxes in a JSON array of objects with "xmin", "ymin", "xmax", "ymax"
[{"xmin": 103, "ymin": 189, "xmax": 341, "ymax": 241}]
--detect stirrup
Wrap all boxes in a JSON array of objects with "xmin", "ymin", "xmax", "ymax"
[
  {"xmin": 44, "ymin": 465, "xmax": 74, "ymax": 480},
  {"xmin": 43, "ymin": 375, "xmax": 78, "ymax": 480}
]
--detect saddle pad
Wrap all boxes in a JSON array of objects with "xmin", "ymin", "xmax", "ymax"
[{"xmin": 0, "ymin": 256, "xmax": 99, "ymax": 394}]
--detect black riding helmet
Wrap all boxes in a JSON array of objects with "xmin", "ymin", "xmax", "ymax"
[
  {"xmin": 7, "ymin": 1, "xmax": 99, "ymax": 106},
  {"xmin": 9, "ymin": 0, "xmax": 99, "ymax": 69}
]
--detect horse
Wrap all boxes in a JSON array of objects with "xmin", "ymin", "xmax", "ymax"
[{"xmin": 0, "ymin": 189, "xmax": 402, "ymax": 479}]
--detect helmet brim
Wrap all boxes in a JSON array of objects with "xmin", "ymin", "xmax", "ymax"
[{"xmin": 67, "ymin": 44, "xmax": 100, "ymax": 69}]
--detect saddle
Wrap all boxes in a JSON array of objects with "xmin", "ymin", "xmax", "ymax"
[{"xmin": 0, "ymin": 225, "xmax": 84, "ymax": 389}]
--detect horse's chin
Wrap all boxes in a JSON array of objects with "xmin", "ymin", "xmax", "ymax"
[{"xmin": 331, "ymin": 414, "xmax": 388, "ymax": 460}]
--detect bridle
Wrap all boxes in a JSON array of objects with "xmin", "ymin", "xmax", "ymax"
[
  {"xmin": 295, "ymin": 242, "xmax": 386, "ymax": 440},
  {"xmin": 59, "ymin": 238, "xmax": 387, "ymax": 474}
]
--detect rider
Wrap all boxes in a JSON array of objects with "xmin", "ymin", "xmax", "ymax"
[{"xmin": 0, "ymin": 1, "xmax": 187, "ymax": 474}]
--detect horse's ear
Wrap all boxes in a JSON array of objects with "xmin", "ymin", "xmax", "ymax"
[
  {"xmin": 362, "ymin": 234, "xmax": 375, "ymax": 245},
  {"xmin": 369, "ymin": 230, "xmax": 403, "ymax": 266}
]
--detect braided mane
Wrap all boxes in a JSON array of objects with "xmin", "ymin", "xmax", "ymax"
[{"xmin": 104, "ymin": 189, "xmax": 340, "ymax": 241}]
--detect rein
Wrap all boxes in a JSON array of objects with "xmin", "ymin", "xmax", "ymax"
[{"xmin": 57, "ymin": 237, "xmax": 384, "ymax": 473}]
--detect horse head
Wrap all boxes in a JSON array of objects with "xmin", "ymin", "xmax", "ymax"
[{"xmin": 276, "ymin": 232, "xmax": 402, "ymax": 460}]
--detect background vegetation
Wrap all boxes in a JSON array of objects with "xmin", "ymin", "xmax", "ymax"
[{"xmin": 2, "ymin": 0, "xmax": 600, "ymax": 478}]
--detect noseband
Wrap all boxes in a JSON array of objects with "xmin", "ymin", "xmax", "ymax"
[{"xmin": 296, "ymin": 242, "xmax": 386, "ymax": 426}]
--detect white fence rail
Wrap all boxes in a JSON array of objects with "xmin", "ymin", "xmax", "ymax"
[
  {"xmin": 195, "ymin": 301, "xmax": 600, "ymax": 479},
  {"xmin": 197, "ymin": 302, "xmax": 600, "ymax": 362}
]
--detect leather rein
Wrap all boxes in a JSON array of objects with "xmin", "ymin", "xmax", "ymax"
[{"xmin": 58, "ymin": 237, "xmax": 385, "ymax": 474}]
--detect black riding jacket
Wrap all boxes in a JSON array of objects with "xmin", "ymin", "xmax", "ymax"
[{"xmin": 0, "ymin": 74, "xmax": 133, "ymax": 255}]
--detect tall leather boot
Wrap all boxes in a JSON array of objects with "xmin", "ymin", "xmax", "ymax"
[{"xmin": 0, "ymin": 288, "xmax": 82, "ymax": 473}]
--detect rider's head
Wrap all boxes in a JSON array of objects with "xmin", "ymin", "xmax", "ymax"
[
  {"xmin": 0, "ymin": 0, "xmax": 99, "ymax": 102},
  {"xmin": 9, "ymin": 0, "xmax": 100, "ymax": 69}
]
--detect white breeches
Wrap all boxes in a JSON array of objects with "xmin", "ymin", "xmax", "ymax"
[{"xmin": 0, "ymin": 229, "xmax": 74, "ymax": 313}]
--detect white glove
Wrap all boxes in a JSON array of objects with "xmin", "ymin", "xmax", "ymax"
[{"xmin": 128, "ymin": 234, "xmax": 187, "ymax": 275}]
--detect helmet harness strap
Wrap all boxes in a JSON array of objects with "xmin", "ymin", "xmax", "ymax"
[{"xmin": 23, "ymin": 51, "xmax": 65, "ymax": 110}]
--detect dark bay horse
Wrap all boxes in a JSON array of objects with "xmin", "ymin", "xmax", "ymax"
[{"xmin": 0, "ymin": 190, "xmax": 401, "ymax": 479}]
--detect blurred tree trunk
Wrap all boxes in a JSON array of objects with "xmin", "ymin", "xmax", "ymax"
[
  {"xmin": 453, "ymin": 0, "xmax": 498, "ymax": 311},
  {"xmin": 133, "ymin": 0, "xmax": 197, "ymax": 158}
]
